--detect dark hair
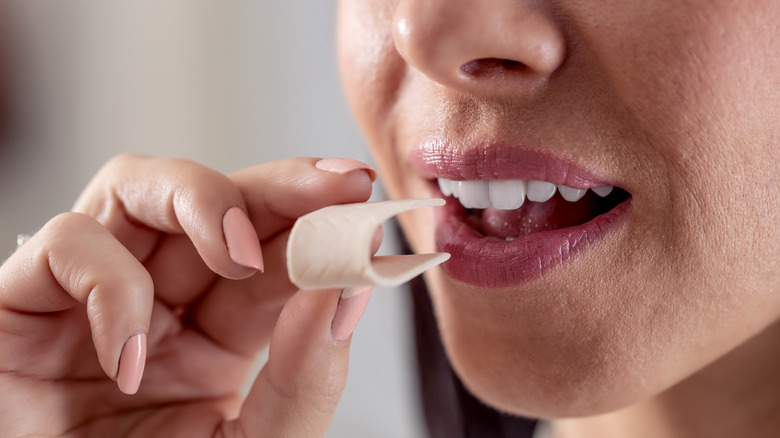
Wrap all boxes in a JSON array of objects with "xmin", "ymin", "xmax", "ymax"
[{"xmin": 407, "ymin": 246, "xmax": 539, "ymax": 438}]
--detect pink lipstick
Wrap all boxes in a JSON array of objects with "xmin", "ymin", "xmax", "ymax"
[{"xmin": 410, "ymin": 139, "xmax": 632, "ymax": 287}]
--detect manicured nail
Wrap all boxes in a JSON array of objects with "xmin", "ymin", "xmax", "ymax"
[
  {"xmin": 331, "ymin": 287, "xmax": 372, "ymax": 341},
  {"xmin": 315, "ymin": 158, "xmax": 377, "ymax": 182},
  {"xmin": 117, "ymin": 333, "xmax": 147, "ymax": 395},
  {"xmin": 223, "ymin": 207, "xmax": 265, "ymax": 272},
  {"xmin": 370, "ymin": 226, "xmax": 384, "ymax": 254}
]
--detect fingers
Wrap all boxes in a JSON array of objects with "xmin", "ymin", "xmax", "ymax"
[
  {"xmin": 186, "ymin": 230, "xmax": 294, "ymax": 356},
  {"xmin": 0, "ymin": 213, "xmax": 153, "ymax": 394},
  {"xmin": 146, "ymin": 156, "xmax": 374, "ymax": 307},
  {"xmin": 189, "ymin": 222, "xmax": 384, "ymax": 357},
  {"xmin": 230, "ymin": 157, "xmax": 375, "ymax": 241},
  {"xmin": 72, "ymin": 153, "xmax": 263, "ymax": 280},
  {"xmin": 221, "ymin": 287, "xmax": 372, "ymax": 437},
  {"xmin": 75, "ymin": 155, "xmax": 375, "ymax": 307}
]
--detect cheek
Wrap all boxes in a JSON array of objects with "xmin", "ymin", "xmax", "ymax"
[
  {"xmin": 427, "ymin": 231, "xmax": 780, "ymax": 419},
  {"xmin": 578, "ymin": 1, "xmax": 780, "ymax": 176},
  {"xmin": 337, "ymin": 0, "xmax": 412, "ymax": 198},
  {"xmin": 420, "ymin": 11, "xmax": 780, "ymax": 406},
  {"xmin": 588, "ymin": 1, "xmax": 780, "ymax": 304},
  {"xmin": 340, "ymin": 0, "xmax": 780, "ymax": 419},
  {"xmin": 573, "ymin": 0, "xmax": 780, "ymax": 331},
  {"xmin": 337, "ymin": 0, "xmax": 402, "ymax": 145}
]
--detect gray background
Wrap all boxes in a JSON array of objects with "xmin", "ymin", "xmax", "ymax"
[{"xmin": 0, "ymin": 2, "xmax": 424, "ymax": 437}]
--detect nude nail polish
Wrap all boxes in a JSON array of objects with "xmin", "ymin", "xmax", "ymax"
[
  {"xmin": 117, "ymin": 333, "xmax": 147, "ymax": 395},
  {"xmin": 331, "ymin": 287, "xmax": 372, "ymax": 341},
  {"xmin": 223, "ymin": 207, "xmax": 265, "ymax": 272},
  {"xmin": 315, "ymin": 158, "xmax": 377, "ymax": 182}
]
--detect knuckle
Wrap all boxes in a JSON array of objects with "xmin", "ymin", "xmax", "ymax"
[
  {"xmin": 40, "ymin": 213, "xmax": 153, "ymax": 304},
  {"xmin": 165, "ymin": 162, "xmax": 239, "ymax": 216},
  {"xmin": 37, "ymin": 214, "xmax": 101, "ymax": 300},
  {"xmin": 306, "ymin": 371, "xmax": 347, "ymax": 413},
  {"xmin": 102, "ymin": 152, "xmax": 145, "ymax": 172},
  {"xmin": 92, "ymin": 153, "xmax": 145, "ymax": 183},
  {"xmin": 74, "ymin": 154, "xmax": 147, "ymax": 214},
  {"xmin": 180, "ymin": 164, "xmax": 234, "ymax": 201},
  {"xmin": 132, "ymin": 268, "xmax": 155, "ymax": 301},
  {"xmin": 43, "ymin": 212, "xmax": 99, "ymax": 241},
  {"xmin": 266, "ymin": 368, "xmax": 342, "ymax": 415}
]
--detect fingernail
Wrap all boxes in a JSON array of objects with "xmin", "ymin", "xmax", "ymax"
[
  {"xmin": 315, "ymin": 158, "xmax": 377, "ymax": 182},
  {"xmin": 117, "ymin": 333, "xmax": 147, "ymax": 395},
  {"xmin": 331, "ymin": 287, "xmax": 372, "ymax": 341},
  {"xmin": 370, "ymin": 225, "xmax": 384, "ymax": 255},
  {"xmin": 223, "ymin": 207, "xmax": 265, "ymax": 272}
]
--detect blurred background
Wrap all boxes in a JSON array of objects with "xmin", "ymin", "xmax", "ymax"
[{"xmin": 0, "ymin": 1, "xmax": 424, "ymax": 437}]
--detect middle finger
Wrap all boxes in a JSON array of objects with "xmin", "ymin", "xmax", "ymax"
[{"xmin": 143, "ymin": 157, "xmax": 375, "ymax": 307}]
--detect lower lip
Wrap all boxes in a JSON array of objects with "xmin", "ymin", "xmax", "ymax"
[{"xmin": 434, "ymin": 192, "xmax": 632, "ymax": 288}]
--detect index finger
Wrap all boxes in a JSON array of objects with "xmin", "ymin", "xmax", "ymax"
[
  {"xmin": 141, "ymin": 157, "xmax": 375, "ymax": 307},
  {"xmin": 230, "ymin": 157, "xmax": 375, "ymax": 241},
  {"xmin": 72, "ymin": 154, "xmax": 258, "ymax": 280}
]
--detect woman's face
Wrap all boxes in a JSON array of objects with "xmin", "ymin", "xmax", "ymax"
[{"xmin": 337, "ymin": 0, "xmax": 780, "ymax": 417}]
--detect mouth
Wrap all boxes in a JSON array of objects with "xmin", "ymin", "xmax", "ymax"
[
  {"xmin": 439, "ymin": 178, "xmax": 630, "ymax": 240},
  {"xmin": 410, "ymin": 142, "xmax": 633, "ymax": 287}
]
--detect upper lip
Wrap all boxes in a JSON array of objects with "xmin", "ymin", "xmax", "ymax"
[{"xmin": 409, "ymin": 138, "xmax": 620, "ymax": 190}]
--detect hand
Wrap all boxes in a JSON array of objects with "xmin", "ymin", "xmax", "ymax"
[{"xmin": 0, "ymin": 154, "xmax": 376, "ymax": 437}]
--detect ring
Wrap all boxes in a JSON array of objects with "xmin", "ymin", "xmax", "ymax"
[{"xmin": 16, "ymin": 233, "xmax": 33, "ymax": 250}]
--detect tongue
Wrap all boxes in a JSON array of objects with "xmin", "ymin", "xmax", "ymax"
[{"xmin": 479, "ymin": 195, "xmax": 601, "ymax": 239}]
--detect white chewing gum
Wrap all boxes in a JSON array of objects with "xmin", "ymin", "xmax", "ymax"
[{"xmin": 286, "ymin": 198, "xmax": 450, "ymax": 294}]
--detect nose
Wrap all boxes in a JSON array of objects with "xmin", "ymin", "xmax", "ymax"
[{"xmin": 393, "ymin": 0, "xmax": 566, "ymax": 95}]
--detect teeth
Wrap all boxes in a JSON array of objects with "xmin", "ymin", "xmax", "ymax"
[
  {"xmin": 591, "ymin": 185, "xmax": 614, "ymax": 197},
  {"xmin": 489, "ymin": 180, "xmax": 526, "ymax": 210},
  {"xmin": 438, "ymin": 178, "xmax": 614, "ymax": 210},
  {"xmin": 438, "ymin": 178, "xmax": 454, "ymax": 197},
  {"xmin": 557, "ymin": 185, "xmax": 587, "ymax": 202},
  {"xmin": 526, "ymin": 180, "xmax": 557, "ymax": 202},
  {"xmin": 457, "ymin": 181, "xmax": 490, "ymax": 209}
]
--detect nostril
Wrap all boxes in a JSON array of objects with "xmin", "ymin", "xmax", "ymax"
[{"xmin": 460, "ymin": 58, "xmax": 529, "ymax": 78}]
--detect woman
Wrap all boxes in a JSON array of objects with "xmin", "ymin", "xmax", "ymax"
[{"xmin": 2, "ymin": 1, "xmax": 779, "ymax": 437}]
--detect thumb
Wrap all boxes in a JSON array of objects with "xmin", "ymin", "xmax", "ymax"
[{"xmin": 224, "ymin": 286, "xmax": 372, "ymax": 437}]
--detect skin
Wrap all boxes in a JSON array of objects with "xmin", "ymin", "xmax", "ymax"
[
  {"xmin": 1, "ymin": 1, "xmax": 778, "ymax": 437},
  {"xmin": 0, "ymin": 155, "xmax": 376, "ymax": 436},
  {"xmin": 337, "ymin": 0, "xmax": 780, "ymax": 436}
]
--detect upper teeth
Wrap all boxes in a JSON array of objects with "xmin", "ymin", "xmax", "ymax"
[{"xmin": 437, "ymin": 178, "xmax": 614, "ymax": 210}]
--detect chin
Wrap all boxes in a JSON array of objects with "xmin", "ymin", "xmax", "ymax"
[
  {"xmin": 387, "ymin": 135, "xmax": 779, "ymax": 422},
  {"xmin": 421, "ymin": 258, "xmax": 677, "ymax": 420}
]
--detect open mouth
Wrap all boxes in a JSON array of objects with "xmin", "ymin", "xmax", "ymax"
[
  {"xmin": 410, "ymin": 142, "xmax": 633, "ymax": 286},
  {"xmin": 437, "ymin": 178, "xmax": 631, "ymax": 240}
]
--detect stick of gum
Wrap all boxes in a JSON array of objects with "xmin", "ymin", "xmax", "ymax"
[{"xmin": 286, "ymin": 198, "xmax": 450, "ymax": 295}]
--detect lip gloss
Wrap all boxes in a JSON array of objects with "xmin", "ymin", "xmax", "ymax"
[{"xmin": 410, "ymin": 139, "xmax": 632, "ymax": 287}]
